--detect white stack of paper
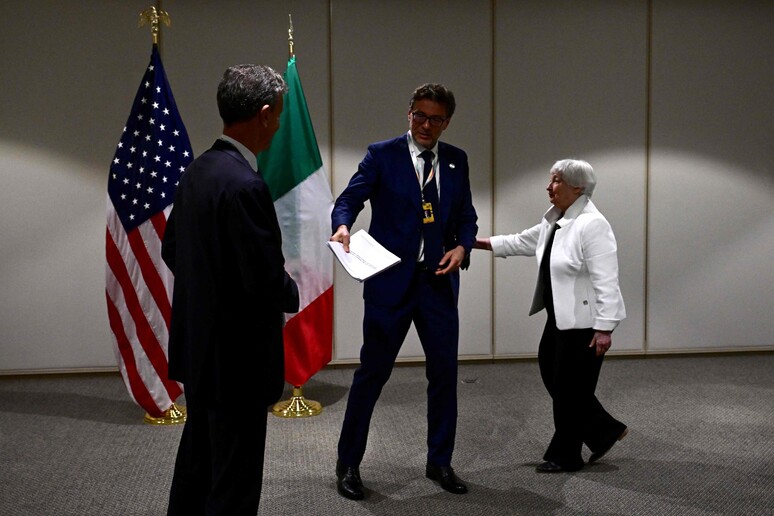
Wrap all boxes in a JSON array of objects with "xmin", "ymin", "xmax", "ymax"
[{"xmin": 327, "ymin": 229, "xmax": 401, "ymax": 282}]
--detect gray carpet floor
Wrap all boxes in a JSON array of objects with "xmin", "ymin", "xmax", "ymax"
[{"xmin": 1, "ymin": 353, "xmax": 772, "ymax": 515}]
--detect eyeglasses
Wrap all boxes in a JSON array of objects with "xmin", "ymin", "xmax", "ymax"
[{"xmin": 411, "ymin": 111, "xmax": 447, "ymax": 127}]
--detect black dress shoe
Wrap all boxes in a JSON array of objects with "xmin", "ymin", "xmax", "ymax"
[
  {"xmin": 426, "ymin": 464, "xmax": 468, "ymax": 494},
  {"xmin": 536, "ymin": 461, "xmax": 565, "ymax": 473},
  {"xmin": 589, "ymin": 427, "xmax": 628, "ymax": 464},
  {"xmin": 336, "ymin": 460, "xmax": 365, "ymax": 500}
]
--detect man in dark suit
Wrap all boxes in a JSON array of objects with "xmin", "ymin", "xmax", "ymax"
[
  {"xmin": 162, "ymin": 64, "xmax": 299, "ymax": 515},
  {"xmin": 330, "ymin": 83, "xmax": 478, "ymax": 500}
]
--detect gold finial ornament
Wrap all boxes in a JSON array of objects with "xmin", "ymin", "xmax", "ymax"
[
  {"xmin": 272, "ymin": 386, "xmax": 322, "ymax": 418},
  {"xmin": 288, "ymin": 14, "xmax": 295, "ymax": 58},
  {"xmin": 143, "ymin": 402, "xmax": 187, "ymax": 425},
  {"xmin": 139, "ymin": 5, "xmax": 171, "ymax": 45}
]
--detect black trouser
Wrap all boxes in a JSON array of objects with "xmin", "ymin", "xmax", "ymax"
[
  {"xmin": 538, "ymin": 315, "xmax": 626, "ymax": 470},
  {"xmin": 167, "ymin": 395, "xmax": 269, "ymax": 516},
  {"xmin": 338, "ymin": 269, "xmax": 459, "ymax": 468}
]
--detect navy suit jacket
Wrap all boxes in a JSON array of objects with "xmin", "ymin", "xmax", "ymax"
[
  {"xmin": 332, "ymin": 135, "xmax": 478, "ymax": 306},
  {"xmin": 162, "ymin": 139, "xmax": 298, "ymax": 406}
]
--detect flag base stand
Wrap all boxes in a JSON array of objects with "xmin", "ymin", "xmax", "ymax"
[
  {"xmin": 272, "ymin": 386, "xmax": 322, "ymax": 418},
  {"xmin": 144, "ymin": 403, "xmax": 187, "ymax": 425}
]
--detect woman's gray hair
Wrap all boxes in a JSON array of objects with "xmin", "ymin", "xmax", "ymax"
[
  {"xmin": 551, "ymin": 159, "xmax": 597, "ymax": 197},
  {"xmin": 217, "ymin": 64, "xmax": 287, "ymax": 125}
]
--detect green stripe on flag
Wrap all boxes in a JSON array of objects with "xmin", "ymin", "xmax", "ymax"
[
  {"xmin": 254, "ymin": 55, "xmax": 334, "ymax": 386},
  {"xmin": 257, "ymin": 56, "xmax": 323, "ymax": 201}
]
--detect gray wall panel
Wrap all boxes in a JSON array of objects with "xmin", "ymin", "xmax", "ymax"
[
  {"xmin": 648, "ymin": 0, "xmax": 774, "ymax": 352},
  {"xmin": 330, "ymin": 0, "xmax": 493, "ymax": 361},
  {"xmin": 492, "ymin": 0, "xmax": 648, "ymax": 356},
  {"xmin": 0, "ymin": 1, "xmax": 770, "ymax": 373},
  {"xmin": 0, "ymin": 0, "xmax": 331, "ymax": 372}
]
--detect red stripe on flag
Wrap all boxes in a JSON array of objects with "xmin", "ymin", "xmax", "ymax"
[
  {"xmin": 106, "ymin": 228, "xmax": 182, "ymax": 401},
  {"xmin": 150, "ymin": 211, "xmax": 167, "ymax": 241},
  {"xmin": 283, "ymin": 286, "xmax": 334, "ymax": 386},
  {"xmin": 126, "ymin": 221, "xmax": 172, "ymax": 328},
  {"xmin": 105, "ymin": 291, "xmax": 164, "ymax": 417},
  {"xmin": 106, "ymin": 47, "xmax": 191, "ymax": 417}
]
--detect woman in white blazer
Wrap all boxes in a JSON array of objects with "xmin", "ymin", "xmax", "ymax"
[{"xmin": 475, "ymin": 159, "xmax": 627, "ymax": 473}]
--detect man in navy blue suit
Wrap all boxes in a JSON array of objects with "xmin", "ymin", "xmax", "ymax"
[
  {"xmin": 163, "ymin": 64, "xmax": 299, "ymax": 515},
  {"xmin": 331, "ymin": 83, "xmax": 478, "ymax": 500}
]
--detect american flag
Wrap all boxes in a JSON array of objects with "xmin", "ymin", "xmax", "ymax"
[{"xmin": 105, "ymin": 45, "xmax": 192, "ymax": 417}]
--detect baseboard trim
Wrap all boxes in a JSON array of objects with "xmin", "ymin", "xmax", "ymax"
[
  {"xmin": 0, "ymin": 367, "xmax": 119, "ymax": 378},
  {"xmin": 2, "ymin": 346, "xmax": 771, "ymax": 376}
]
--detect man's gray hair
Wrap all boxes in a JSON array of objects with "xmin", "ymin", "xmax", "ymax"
[
  {"xmin": 217, "ymin": 64, "xmax": 287, "ymax": 125},
  {"xmin": 551, "ymin": 159, "xmax": 597, "ymax": 197}
]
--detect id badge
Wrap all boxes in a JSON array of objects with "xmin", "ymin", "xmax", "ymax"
[{"xmin": 422, "ymin": 202, "xmax": 435, "ymax": 224}]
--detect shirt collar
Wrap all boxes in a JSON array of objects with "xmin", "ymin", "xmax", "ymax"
[
  {"xmin": 219, "ymin": 135, "xmax": 257, "ymax": 172},
  {"xmin": 407, "ymin": 130, "xmax": 438, "ymax": 157},
  {"xmin": 543, "ymin": 195, "xmax": 590, "ymax": 225}
]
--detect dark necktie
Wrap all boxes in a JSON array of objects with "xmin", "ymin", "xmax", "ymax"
[{"xmin": 420, "ymin": 150, "xmax": 443, "ymax": 268}]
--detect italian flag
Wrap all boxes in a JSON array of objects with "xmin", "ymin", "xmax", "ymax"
[{"xmin": 257, "ymin": 56, "xmax": 334, "ymax": 386}]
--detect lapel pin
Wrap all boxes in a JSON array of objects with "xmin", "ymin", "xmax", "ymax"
[{"xmin": 449, "ymin": 163, "xmax": 456, "ymax": 169}]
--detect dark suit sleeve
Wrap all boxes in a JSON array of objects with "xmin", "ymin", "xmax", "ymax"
[
  {"xmin": 282, "ymin": 273, "xmax": 300, "ymax": 313},
  {"xmin": 450, "ymin": 150, "xmax": 478, "ymax": 257},
  {"xmin": 228, "ymin": 182, "xmax": 299, "ymax": 313},
  {"xmin": 161, "ymin": 207, "xmax": 177, "ymax": 273},
  {"xmin": 331, "ymin": 144, "xmax": 379, "ymax": 233}
]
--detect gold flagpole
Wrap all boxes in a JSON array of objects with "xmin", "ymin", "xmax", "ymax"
[
  {"xmin": 288, "ymin": 13, "xmax": 294, "ymax": 58},
  {"xmin": 138, "ymin": 3, "xmax": 170, "ymax": 47},
  {"xmin": 270, "ymin": 15, "xmax": 323, "ymax": 419},
  {"xmin": 137, "ymin": 2, "xmax": 185, "ymax": 426},
  {"xmin": 272, "ymin": 386, "xmax": 322, "ymax": 418},
  {"xmin": 144, "ymin": 402, "xmax": 186, "ymax": 425}
]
